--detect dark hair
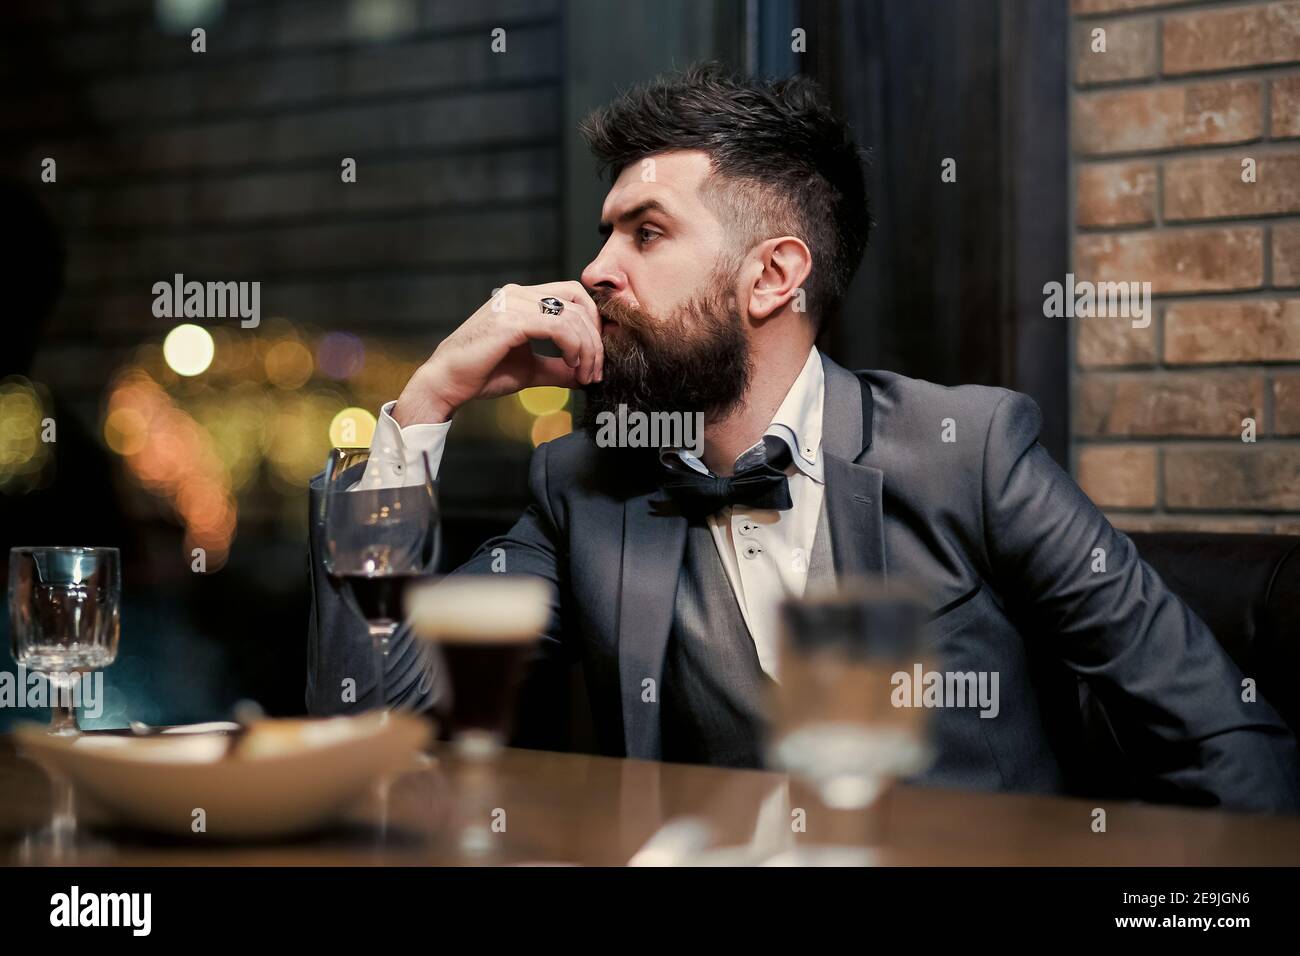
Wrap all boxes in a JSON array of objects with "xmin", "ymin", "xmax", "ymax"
[{"xmin": 579, "ymin": 62, "xmax": 870, "ymax": 325}]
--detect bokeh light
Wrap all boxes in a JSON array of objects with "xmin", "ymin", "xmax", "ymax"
[
  {"xmin": 494, "ymin": 395, "xmax": 535, "ymax": 442},
  {"xmin": 154, "ymin": 0, "xmax": 226, "ymax": 33},
  {"xmin": 105, "ymin": 367, "xmax": 236, "ymax": 569},
  {"xmin": 266, "ymin": 391, "xmax": 339, "ymax": 486},
  {"xmin": 317, "ymin": 332, "xmax": 366, "ymax": 379},
  {"xmin": 163, "ymin": 324, "xmax": 215, "ymax": 377},
  {"xmin": 0, "ymin": 378, "xmax": 52, "ymax": 492},
  {"xmin": 264, "ymin": 339, "xmax": 314, "ymax": 390},
  {"xmin": 348, "ymin": 0, "xmax": 415, "ymax": 40},
  {"xmin": 208, "ymin": 326, "xmax": 253, "ymax": 375},
  {"xmin": 531, "ymin": 411, "xmax": 572, "ymax": 447},
  {"xmin": 103, "ymin": 319, "xmax": 538, "ymax": 572},
  {"xmin": 103, "ymin": 406, "xmax": 150, "ymax": 456},
  {"xmin": 329, "ymin": 406, "xmax": 377, "ymax": 448},
  {"xmin": 518, "ymin": 387, "xmax": 570, "ymax": 416}
]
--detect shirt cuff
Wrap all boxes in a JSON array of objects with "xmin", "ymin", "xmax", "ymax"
[{"xmin": 356, "ymin": 400, "xmax": 451, "ymax": 488}]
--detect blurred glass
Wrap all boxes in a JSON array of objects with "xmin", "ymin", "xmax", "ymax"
[
  {"xmin": 768, "ymin": 579, "xmax": 934, "ymax": 811},
  {"xmin": 8, "ymin": 547, "xmax": 121, "ymax": 735}
]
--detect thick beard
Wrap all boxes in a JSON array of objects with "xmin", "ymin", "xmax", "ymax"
[{"xmin": 579, "ymin": 274, "xmax": 753, "ymax": 431}]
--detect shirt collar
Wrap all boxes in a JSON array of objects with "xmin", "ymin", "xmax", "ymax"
[{"xmin": 660, "ymin": 346, "xmax": 825, "ymax": 483}]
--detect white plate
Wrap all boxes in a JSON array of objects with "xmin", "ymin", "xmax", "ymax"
[{"xmin": 16, "ymin": 714, "xmax": 431, "ymax": 839}]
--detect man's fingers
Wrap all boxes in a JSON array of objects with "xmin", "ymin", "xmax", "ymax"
[
  {"xmin": 557, "ymin": 281, "xmax": 602, "ymax": 327},
  {"xmin": 492, "ymin": 282, "xmax": 604, "ymax": 384},
  {"xmin": 570, "ymin": 309, "xmax": 600, "ymax": 384},
  {"xmin": 554, "ymin": 282, "xmax": 603, "ymax": 382},
  {"xmin": 517, "ymin": 310, "xmax": 585, "ymax": 375},
  {"xmin": 533, "ymin": 281, "xmax": 603, "ymax": 372},
  {"xmin": 529, "ymin": 355, "xmax": 582, "ymax": 388},
  {"xmin": 511, "ymin": 292, "xmax": 602, "ymax": 383},
  {"xmin": 567, "ymin": 283, "xmax": 605, "ymax": 382}
]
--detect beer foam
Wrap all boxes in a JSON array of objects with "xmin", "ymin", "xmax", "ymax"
[{"xmin": 405, "ymin": 576, "xmax": 549, "ymax": 642}]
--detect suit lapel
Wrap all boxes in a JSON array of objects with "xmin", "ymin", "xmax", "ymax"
[
  {"xmin": 617, "ymin": 490, "xmax": 687, "ymax": 760},
  {"xmin": 821, "ymin": 355, "xmax": 887, "ymax": 579},
  {"xmin": 824, "ymin": 455, "xmax": 886, "ymax": 578}
]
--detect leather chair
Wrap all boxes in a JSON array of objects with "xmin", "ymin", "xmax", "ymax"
[
  {"xmin": 1129, "ymin": 532, "xmax": 1300, "ymax": 736},
  {"xmin": 1070, "ymin": 532, "xmax": 1300, "ymax": 803}
]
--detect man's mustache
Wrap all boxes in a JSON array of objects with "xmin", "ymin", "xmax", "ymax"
[{"xmin": 590, "ymin": 291, "xmax": 653, "ymax": 332}]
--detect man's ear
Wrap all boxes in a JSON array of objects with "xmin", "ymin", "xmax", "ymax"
[{"xmin": 746, "ymin": 236, "xmax": 813, "ymax": 321}]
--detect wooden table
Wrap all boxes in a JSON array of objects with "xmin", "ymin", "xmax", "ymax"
[{"xmin": 2, "ymin": 735, "xmax": 1298, "ymax": 866}]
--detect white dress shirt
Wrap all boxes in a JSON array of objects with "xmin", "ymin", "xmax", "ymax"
[
  {"xmin": 360, "ymin": 345, "xmax": 827, "ymax": 681},
  {"xmin": 658, "ymin": 346, "xmax": 825, "ymax": 679}
]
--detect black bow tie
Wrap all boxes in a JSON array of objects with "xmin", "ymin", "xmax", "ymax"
[{"xmin": 660, "ymin": 444, "xmax": 793, "ymax": 519}]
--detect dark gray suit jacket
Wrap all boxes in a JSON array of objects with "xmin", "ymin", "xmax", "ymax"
[{"xmin": 307, "ymin": 353, "xmax": 1300, "ymax": 813}]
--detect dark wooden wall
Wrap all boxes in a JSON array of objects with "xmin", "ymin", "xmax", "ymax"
[{"xmin": 802, "ymin": 0, "xmax": 1069, "ymax": 463}]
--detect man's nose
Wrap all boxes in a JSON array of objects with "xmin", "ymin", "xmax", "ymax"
[{"xmin": 581, "ymin": 247, "xmax": 624, "ymax": 293}]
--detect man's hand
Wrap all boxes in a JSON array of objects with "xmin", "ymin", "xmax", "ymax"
[{"xmin": 392, "ymin": 281, "xmax": 604, "ymax": 426}]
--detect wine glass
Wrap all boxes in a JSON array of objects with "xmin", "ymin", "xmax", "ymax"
[
  {"xmin": 765, "ymin": 579, "xmax": 935, "ymax": 863},
  {"xmin": 8, "ymin": 546, "xmax": 121, "ymax": 736},
  {"xmin": 322, "ymin": 447, "xmax": 439, "ymax": 714}
]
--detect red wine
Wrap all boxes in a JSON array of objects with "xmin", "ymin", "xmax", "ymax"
[{"xmin": 335, "ymin": 573, "xmax": 419, "ymax": 624}]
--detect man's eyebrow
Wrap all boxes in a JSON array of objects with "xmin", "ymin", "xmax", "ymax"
[{"xmin": 597, "ymin": 200, "xmax": 672, "ymax": 237}]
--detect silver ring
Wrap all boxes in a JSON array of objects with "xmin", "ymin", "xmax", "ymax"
[{"xmin": 539, "ymin": 296, "xmax": 565, "ymax": 316}]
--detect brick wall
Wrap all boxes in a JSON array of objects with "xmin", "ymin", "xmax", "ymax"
[{"xmin": 1071, "ymin": 0, "xmax": 1300, "ymax": 534}]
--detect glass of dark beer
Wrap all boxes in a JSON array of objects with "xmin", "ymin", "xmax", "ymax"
[{"xmin": 405, "ymin": 575, "xmax": 549, "ymax": 855}]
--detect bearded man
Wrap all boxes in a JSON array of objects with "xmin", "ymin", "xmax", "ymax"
[{"xmin": 306, "ymin": 64, "xmax": 1298, "ymax": 812}]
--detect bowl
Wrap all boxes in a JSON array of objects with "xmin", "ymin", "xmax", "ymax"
[{"xmin": 15, "ymin": 713, "xmax": 432, "ymax": 839}]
